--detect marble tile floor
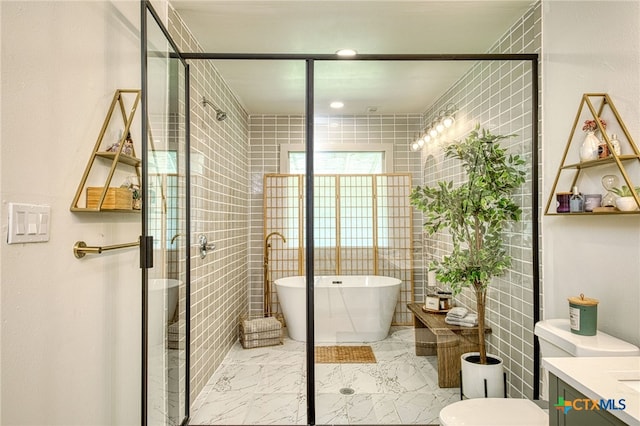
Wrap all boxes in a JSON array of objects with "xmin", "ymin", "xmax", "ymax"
[{"xmin": 190, "ymin": 326, "xmax": 460, "ymax": 425}]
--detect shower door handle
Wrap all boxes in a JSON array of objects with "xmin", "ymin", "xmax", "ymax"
[{"xmin": 198, "ymin": 234, "xmax": 216, "ymax": 259}]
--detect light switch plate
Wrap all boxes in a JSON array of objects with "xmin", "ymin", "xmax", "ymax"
[{"xmin": 7, "ymin": 203, "xmax": 51, "ymax": 244}]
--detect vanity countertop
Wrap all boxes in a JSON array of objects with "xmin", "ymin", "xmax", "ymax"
[{"xmin": 543, "ymin": 356, "xmax": 640, "ymax": 425}]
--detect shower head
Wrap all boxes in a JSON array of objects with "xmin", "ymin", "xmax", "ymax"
[
  {"xmin": 215, "ymin": 110, "xmax": 227, "ymax": 121},
  {"xmin": 202, "ymin": 97, "xmax": 228, "ymax": 121}
]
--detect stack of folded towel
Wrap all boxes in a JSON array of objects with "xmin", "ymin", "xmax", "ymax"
[{"xmin": 445, "ymin": 307, "xmax": 478, "ymax": 327}]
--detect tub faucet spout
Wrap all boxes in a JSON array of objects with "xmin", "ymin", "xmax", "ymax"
[
  {"xmin": 265, "ymin": 231, "xmax": 286, "ymax": 249},
  {"xmin": 170, "ymin": 233, "xmax": 185, "ymax": 245}
]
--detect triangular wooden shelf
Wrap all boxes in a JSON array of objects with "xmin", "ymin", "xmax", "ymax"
[
  {"xmin": 70, "ymin": 89, "xmax": 141, "ymax": 212},
  {"xmin": 545, "ymin": 93, "xmax": 640, "ymax": 215}
]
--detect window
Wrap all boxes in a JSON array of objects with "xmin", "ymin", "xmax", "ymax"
[{"xmin": 280, "ymin": 143, "xmax": 393, "ymax": 174}]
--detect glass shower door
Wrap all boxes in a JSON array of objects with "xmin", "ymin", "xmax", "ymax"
[{"xmin": 143, "ymin": 6, "xmax": 190, "ymax": 426}]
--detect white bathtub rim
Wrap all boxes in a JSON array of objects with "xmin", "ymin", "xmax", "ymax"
[{"xmin": 275, "ymin": 275, "xmax": 401, "ymax": 288}]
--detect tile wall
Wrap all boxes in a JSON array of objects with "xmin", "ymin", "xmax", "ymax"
[
  {"xmin": 248, "ymin": 115, "xmax": 425, "ymax": 318},
  {"xmin": 417, "ymin": 3, "xmax": 541, "ymax": 399},
  {"xmin": 169, "ymin": 9, "xmax": 251, "ymax": 403}
]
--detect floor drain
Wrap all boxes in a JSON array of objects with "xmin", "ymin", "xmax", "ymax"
[{"xmin": 339, "ymin": 387, "xmax": 355, "ymax": 395}]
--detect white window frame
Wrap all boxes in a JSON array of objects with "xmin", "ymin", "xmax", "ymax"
[{"xmin": 280, "ymin": 143, "xmax": 394, "ymax": 174}]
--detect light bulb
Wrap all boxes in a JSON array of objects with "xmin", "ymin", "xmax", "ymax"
[
  {"xmin": 336, "ymin": 49, "xmax": 357, "ymax": 57},
  {"xmin": 411, "ymin": 142, "xmax": 420, "ymax": 151},
  {"xmin": 417, "ymin": 138, "xmax": 425, "ymax": 147},
  {"xmin": 424, "ymin": 134, "xmax": 431, "ymax": 143},
  {"xmin": 436, "ymin": 122, "xmax": 445, "ymax": 133},
  {"xmin": 443, "ymin": 116, "xmax": 454, "ymax": 128},
  {"xmin": 429, "ymin": 128, "xmax": 438, "ymax": 138}
]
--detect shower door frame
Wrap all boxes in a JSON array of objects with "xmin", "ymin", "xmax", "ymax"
[
  {"xmin": 141, "ymin": 2, "xmax": 192, "ymax": 426},
  {"xmin": 140, "ymin": 2, "xmax": 540, "ymax": 422}
]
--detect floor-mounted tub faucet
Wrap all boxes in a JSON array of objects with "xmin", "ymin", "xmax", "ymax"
[{"xmin": 264, "ymin": 232, "xmax": 286, "ymax": 317}]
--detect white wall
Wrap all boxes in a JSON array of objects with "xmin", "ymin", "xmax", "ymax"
[
  {"xmin": 542, "ymin": 0, "xmax": 640, "ymax": 347},
  {"xmin": 1, "ymin": 2, "xmax": 141, "ymax": 425}
]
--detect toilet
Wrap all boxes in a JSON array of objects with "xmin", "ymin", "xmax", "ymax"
[
  {"xmin": 440, "ymin": 398, "xmax": 547, "ymax": 425},
  {"xmin": 439, "ymin": 318, "xmax": 640, "ymax": 426},
  {"xmin": 534, "ymin": 318, "xmax": 640, "ymax": 400}
]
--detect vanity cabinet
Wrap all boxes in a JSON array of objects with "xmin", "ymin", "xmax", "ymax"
[
  {"xmin": 544, "ymin": 93, "xmax": 640, "ymax": 216},
  {"xmin": 549, "ymin": 373, "xmax": 627, "ymax": 426}
]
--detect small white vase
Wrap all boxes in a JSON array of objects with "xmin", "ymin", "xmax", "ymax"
[
  {"xmin": 579, "ymin": 131, "xmax": 600, "ymax": 162},
  {"xmin": 461, "ymin": 352, "xmax": 505, "ymax": 398}
]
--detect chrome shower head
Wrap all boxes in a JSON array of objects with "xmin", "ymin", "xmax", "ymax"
[
  {"xmin": 215, "ymin": 110, "xmax": 227, "ymax": 121},
  {"xmin": 202, "ymin": 97, "xmax": 228, "ymax": 122}
]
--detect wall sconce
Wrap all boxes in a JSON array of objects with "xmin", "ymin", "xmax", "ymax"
[
  {"xmin": 440, "ymin": 103, "xmax": 457, "ymax": 128},
  {"xmin": 411, "ymin": 133, "xmax": 423, "ymax": 152},
  {"xmin": 410, "ymin": 103, "xmax": 458, "ymax": 152}
]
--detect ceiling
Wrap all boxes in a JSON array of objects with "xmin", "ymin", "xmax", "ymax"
[{"xmin": 170, "ymin": 1, "xmax": 535, "ymax": 115}]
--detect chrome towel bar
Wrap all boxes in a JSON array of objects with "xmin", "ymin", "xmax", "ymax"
[{"xmin": 73, "ymin": 239, "xmax": 140, "ymax": 259}]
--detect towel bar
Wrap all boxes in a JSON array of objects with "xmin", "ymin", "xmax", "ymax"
[{"xmin": 73, "ymin": 239, "xmax": 140, "ymax": 259}]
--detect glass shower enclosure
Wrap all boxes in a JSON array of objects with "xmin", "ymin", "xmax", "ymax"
[{"xmin": 140, "ymin": 2, "xmax": 540, "ymax": 423}]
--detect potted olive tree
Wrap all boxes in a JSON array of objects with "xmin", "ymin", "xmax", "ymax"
[{"xmin": 410, "ymin": 124, "xmax": 525, "ymax": 397}]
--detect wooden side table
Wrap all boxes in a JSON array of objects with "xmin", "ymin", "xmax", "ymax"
[{"xmin": 407, "ymin": 302, "xmax": 491, "ymax": 388}]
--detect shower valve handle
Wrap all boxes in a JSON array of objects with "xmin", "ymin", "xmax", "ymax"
[{"xmin": 198, "ymin": 234, "xmax": 216, "ymax": 259}]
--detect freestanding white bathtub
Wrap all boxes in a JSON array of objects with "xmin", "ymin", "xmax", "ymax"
[{"xmin": 274, "ymin": 275, "xmax": 401, "ymax": 343}]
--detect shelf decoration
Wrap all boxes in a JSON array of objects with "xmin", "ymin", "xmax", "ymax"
[
  {"xmin": 544, "ymin": 93, "xmax": 640, "ymax": 215},
  {"xmin": 579, "ymin": 119, "xmax": 606, "ymax": 162},
  {"xmin": 70, "ymin": 89, "xmax": 141, "ymax": 212}
]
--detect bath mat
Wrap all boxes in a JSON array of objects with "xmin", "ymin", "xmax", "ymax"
[{"xmin": 315, "ymin": 345, "xmax": 376, "ymax": 364}]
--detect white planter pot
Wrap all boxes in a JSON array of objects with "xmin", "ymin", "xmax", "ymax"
[
  {"xmin": 616, "ymin": 196, "xmax": 639, "ymax": 212},
  {"xmin": 461, "ymin": 352, "xmax": 505, "ymax": 398}
]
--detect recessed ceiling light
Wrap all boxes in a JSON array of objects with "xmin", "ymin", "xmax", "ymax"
[
  {"xmin": 330, "ymin": 101, "xmax": 344, "ymax": 109},
  {"xmin": 336, "ymin": 49, "xmax": 357, "ymax": 57}
]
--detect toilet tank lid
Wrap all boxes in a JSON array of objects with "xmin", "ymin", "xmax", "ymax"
[{"xmin": 535, "ymin": 319, "xmax": 640, "ymax": 356}]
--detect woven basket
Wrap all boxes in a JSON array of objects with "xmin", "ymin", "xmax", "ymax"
[
  {"xmin": 86, "ymin": 187, "xmax": 132, "ymax": 210},
  {"xmin": 239, "ymin": 314, "xmax": 283, "ymax": 349}
]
